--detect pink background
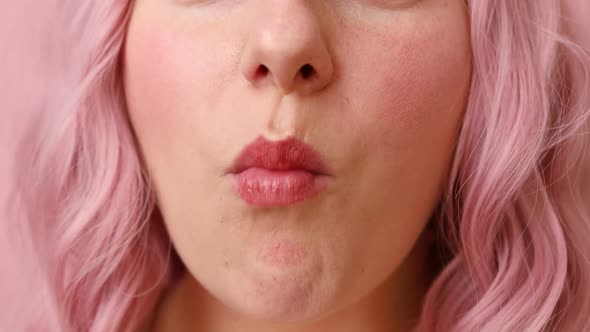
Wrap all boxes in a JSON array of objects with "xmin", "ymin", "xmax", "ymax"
[{"xmin": 0, "ymin": 1, "xmax": 56, "ymax": 327}]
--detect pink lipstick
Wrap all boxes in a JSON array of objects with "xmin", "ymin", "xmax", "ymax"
[{"xmin": 225, "ymin": 136, "xmax": 331, "ymax": 207}]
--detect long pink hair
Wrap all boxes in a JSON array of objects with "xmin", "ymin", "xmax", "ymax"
[{"xmin": 4, "ymin": 1, "xmax": 590, "ymax": 331}]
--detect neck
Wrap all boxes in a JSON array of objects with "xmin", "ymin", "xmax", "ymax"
[{"xmin": 148, "ymin": 234, "xmax": 435, "ymax": 332}]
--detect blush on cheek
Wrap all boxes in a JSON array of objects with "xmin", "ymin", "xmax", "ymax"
[
  {"xmin": 126, "ymin": 14, "xmax": 236, "ymax": 115},
  {"xmin": 367, "ymin": 29, "xmax": 470, "ymax": 134},
  {"xmin": 123, "ymin": 30, "xmax": 186, "ymax": 158}
]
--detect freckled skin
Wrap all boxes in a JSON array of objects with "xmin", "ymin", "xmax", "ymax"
[{"xmin": 124, "ymin": 1, "xmax": 471, "ymax": 331}]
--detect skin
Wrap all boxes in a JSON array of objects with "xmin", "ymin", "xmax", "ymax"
[{"xmin": 123, "ymin": 0, "xmax": 472, "ymax": 331}]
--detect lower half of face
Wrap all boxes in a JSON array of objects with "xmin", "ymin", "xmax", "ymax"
[{"xmin": 123, "ymin": 0, "xmax": 471, "ymax": 323}]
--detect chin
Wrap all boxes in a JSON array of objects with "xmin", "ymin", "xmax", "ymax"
[{"xmin": 226, "ymin": 264, "xmax": 336, "ymax": 324}]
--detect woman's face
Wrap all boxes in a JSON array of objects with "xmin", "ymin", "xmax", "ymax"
[{"xmin": 123, "ymin": 0, "xmax": 471, "ymax": 323}]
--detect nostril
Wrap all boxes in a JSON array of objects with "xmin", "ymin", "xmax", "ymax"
[
  {"xmin": 300, "ymin": 64, "xmax": 315, "ymax": 79},
  {"xmin": 254, "ymin": 65, "xmax": 269, "ymax": 79}
]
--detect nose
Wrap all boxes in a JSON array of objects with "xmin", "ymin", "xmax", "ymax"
[{"xmin": 239, "ymin": 2, "xmax": 334, "ymax": 95}]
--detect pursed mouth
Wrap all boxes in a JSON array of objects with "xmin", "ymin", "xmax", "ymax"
[
  {"xmin": 229, "ymin": 167, "xmax": 331, "ymax": 207},
  {"xmin": 225, "ymin": 136, "xmax": 332, "ymax": 177}
]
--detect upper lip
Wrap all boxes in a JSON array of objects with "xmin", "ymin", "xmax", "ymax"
[{"xmin": 226, "ymin": 136, "xmax": 330, "ymax": 175}]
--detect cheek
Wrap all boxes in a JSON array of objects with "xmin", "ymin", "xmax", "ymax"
[
  {"xmin": 124, "ymin": 22, "xmax": 185, "ymax": 140},
  {"xmin": 385, "ymin": 40, "xmax": 467, "ymax": 120},
  {"xmin": 350, "ymin": 26, "xmax": 471, "ymax": 152},
  {"xmin": 123, "ymin": 16, "xmax": 230, "ymax": 162}
]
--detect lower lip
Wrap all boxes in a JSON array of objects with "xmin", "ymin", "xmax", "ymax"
[{"xmin": 230, "ymin": 168, "xmax": 330, "ymax": 207}]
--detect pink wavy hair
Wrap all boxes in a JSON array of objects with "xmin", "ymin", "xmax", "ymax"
[{"xmin": 5, "ymin": 0, "xmax": 590, "ymax": 331}]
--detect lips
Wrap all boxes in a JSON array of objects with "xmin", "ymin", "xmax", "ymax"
[
  {"xmin": 226, "ymin": 136, "xmax": 330, "ymax": 175},
  {"xmin": 225, "ymin": 136, "xmax": 331, "ymax": 207}
]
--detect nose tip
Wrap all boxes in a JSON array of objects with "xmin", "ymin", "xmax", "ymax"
[{"xmin": 239, "ymin": 5, "xmax": 334, "ymax": 95}]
